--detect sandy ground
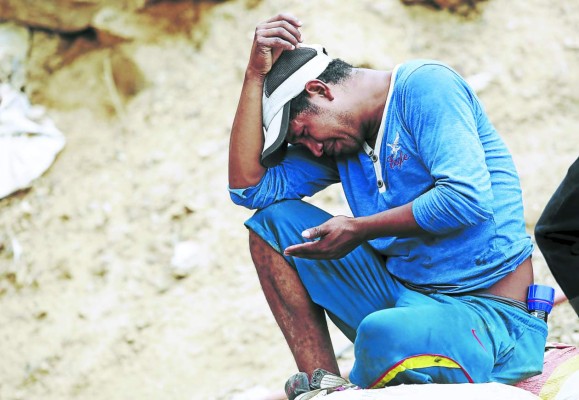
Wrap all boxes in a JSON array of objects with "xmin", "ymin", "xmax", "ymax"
[{"xmin": 0, "ymin": 0, "xmax": 578, "ymax": 399}]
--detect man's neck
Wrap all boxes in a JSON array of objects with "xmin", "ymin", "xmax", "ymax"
[{"xmin": 361, "ymin": 69, "xmax": 393, "ymax": 149}]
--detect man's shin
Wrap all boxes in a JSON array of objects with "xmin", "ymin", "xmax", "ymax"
[{"xmin": 248, "ymin": 229, "xmax": 340, "ymax": 376}]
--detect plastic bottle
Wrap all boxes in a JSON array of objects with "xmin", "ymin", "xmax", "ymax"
[{"xmin": 527, "ymin": 284, "xmax": 555, "ymax": 322}]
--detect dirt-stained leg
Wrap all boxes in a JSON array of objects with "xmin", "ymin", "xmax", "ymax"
[{"xmin": 249, "ymin": 230, "xmax": 340, "ymax": 378}]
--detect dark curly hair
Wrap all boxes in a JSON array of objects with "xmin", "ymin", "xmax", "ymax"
[{"xmin": 289, "ymin": 58, "xmax": 354, "ymax": 120}]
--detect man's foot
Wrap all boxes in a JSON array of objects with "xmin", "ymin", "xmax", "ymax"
[{"xmin": 285, "ymin": 369, "xmax": 359, "ymax": 400}]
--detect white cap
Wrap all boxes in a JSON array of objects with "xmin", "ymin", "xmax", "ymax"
[{"xmin": 261, "ymin": 44, "xmax": 331, "ymax": 167}]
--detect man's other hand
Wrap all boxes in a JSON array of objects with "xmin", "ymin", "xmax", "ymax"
[{"xmin": 284, "ymin": 215, "xmax": 363, "ymax": 259}]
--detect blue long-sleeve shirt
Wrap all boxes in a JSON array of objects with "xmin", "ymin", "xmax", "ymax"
[{"xmin": 230, "ymin": 60, "xmax": 533, "ymax": 293}]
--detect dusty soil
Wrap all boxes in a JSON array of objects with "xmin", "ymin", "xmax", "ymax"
[{"xmin": 0, "ymin": 0, "xmax": 578, "ymax": 399}]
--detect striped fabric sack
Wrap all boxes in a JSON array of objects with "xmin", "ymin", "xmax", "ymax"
[{"xmin": 515, "ymin": 343, "xmax": 579, "ymax": 400}]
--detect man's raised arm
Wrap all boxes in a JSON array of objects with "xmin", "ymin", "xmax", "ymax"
[{"xmin": 228, "ymin": 14, "xmax": 303, "ymax": 189}]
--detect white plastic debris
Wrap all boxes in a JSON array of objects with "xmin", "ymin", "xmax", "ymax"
[
  {"xmin": 556, "ymin": 370, "xmax": 579, "ymax": 400},
  {"xmin": 322, "ymin": 382, "xmax": 540, "ymax": 400},
  {"xmin": 0, "ymin": 83, "xmax": 66, "ymax": 199}
]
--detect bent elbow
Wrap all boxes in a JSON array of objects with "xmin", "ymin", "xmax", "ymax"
[{"xmin": 229, "ymin": 188, "xmax": 257, "ymax": 210}]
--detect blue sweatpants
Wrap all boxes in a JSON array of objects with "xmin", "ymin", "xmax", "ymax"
[{"xmin": 246, "ymin": 199, "xmax": 548, "ymax": 388}]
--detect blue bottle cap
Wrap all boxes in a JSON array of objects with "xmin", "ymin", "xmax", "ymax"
[{"xmin": 527, "ymin": 284, "xmax": 555, "ymax": 314}]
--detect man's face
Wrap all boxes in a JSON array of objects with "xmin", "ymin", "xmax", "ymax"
[{"xmin": 286, "ymin": 107, "xmax": 364, "ymax": 158}]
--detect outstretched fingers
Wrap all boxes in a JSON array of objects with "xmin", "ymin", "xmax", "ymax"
[{"xmin": 284, "ymin": 240, "xmax": 327, "ymax": 259}]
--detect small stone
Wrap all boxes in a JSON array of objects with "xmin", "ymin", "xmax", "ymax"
[{"xmin": 170, "ymin": 241, "xmax": 202, "ymax": 278}]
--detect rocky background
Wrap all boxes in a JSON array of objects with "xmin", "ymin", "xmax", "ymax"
[{"xmin": 0, "ymin": 1, "xmax": 578, "ymax": 399}]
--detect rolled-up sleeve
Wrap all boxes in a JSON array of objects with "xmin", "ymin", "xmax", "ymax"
[{"xmin": 228, "ymin": 145, "xmax": 340, "ymax": 210}]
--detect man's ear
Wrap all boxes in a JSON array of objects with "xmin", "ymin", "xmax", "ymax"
[{"xmin": 304, "ymin": 80, "xmax": 334, "ymax": 100}]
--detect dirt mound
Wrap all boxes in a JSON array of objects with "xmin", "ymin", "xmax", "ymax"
[{"xmin": 0, "ymin": 1, "xmax": 577, "ymax": 399}]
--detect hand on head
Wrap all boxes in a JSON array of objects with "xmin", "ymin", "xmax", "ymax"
[{"xmin": 248, "ymin": 13, "xmax": 304, "ymax": 78}]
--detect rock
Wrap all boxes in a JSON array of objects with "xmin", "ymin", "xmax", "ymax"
[
  {"xmin": 92, "ymin": 7, "xmax": 150, "ymax": 45},
  {"xmin": 0, "ymin": 0, "xmax": 110, "ymax": 33},
  {"xmin": 399, "ymin": 0, "xmax": 486, "ymax": 13},
  {"xmin": 0, "ymin": 0, "xmax": 150, "ymax": 33},
  {"xmin": 170, "ymin": 241, "xmax": 203, "ymax": 278},
  {"xmin": 432, "ymin": 0, "xmax": 470, "ymax": 8},
  {"xmin": 109, "ymin": 49, "xmax": 148, "ymax": 100}
]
